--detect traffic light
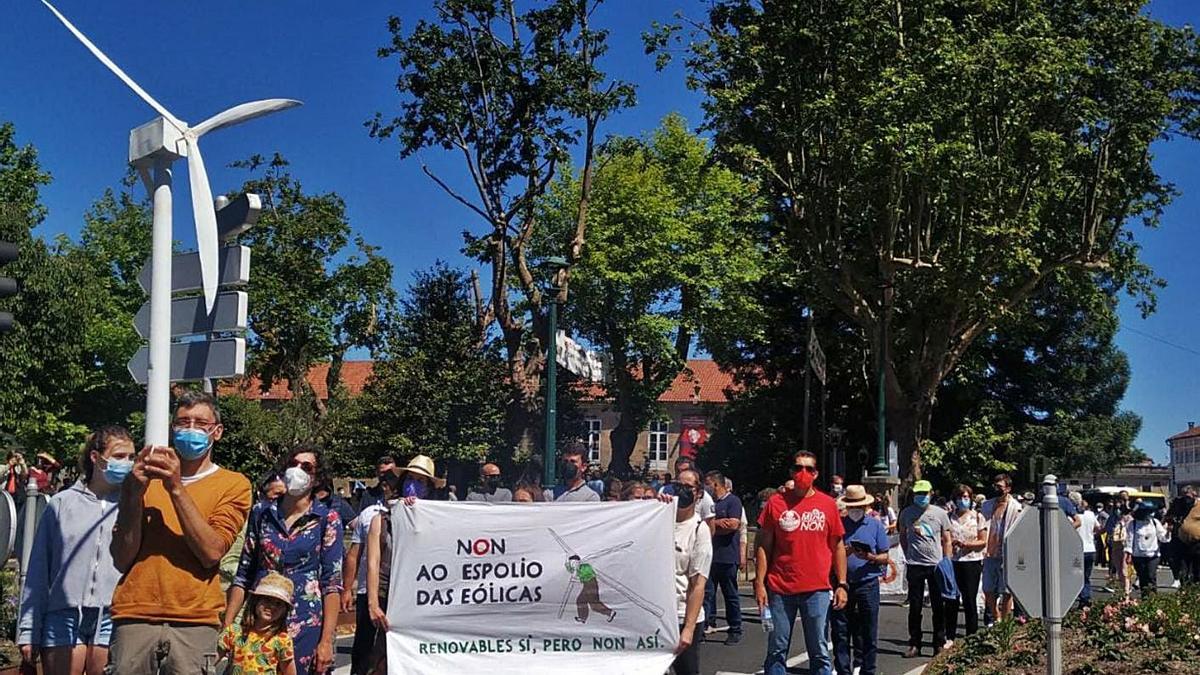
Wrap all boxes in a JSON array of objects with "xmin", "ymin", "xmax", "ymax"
[{"xmin": 0, "ymin": 240, "xmax": 17, "ymax": 333}]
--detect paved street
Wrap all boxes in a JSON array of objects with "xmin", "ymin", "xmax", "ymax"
[
  {"xmin": 700, "ymin": 590, "xmax": 929, "ymax": 675},
  {"xmin": 330, "ymin": 565, "xmax": 1179, "ymax": 674}
]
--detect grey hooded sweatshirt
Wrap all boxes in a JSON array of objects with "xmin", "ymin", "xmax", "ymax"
[{"xmin": 17, "ymin": 479, "xmax": 120, "ymax": 644}]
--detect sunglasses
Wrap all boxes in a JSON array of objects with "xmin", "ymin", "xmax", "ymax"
[
  {"xmin": 288, "ymin": 459, "xmax": 316, "ymax": 474},
  {"xmin": 792, "ymin": 464, "xmax": 818, "ymax": 474}
]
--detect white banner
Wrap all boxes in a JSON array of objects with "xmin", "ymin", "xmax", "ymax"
[{"xmin": 385, "ymin": 501, "xmax": 679, "ymax": 675}]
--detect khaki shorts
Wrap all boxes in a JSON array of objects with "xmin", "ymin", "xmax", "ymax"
[{"xmin": 108, "ymin": 621, "xmax": 219, "ymax": 675}]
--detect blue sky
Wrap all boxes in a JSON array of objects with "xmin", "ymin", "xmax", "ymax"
[{"xmin": 2, "ymin": 1, "xmax": 1196, "ymax": 463}]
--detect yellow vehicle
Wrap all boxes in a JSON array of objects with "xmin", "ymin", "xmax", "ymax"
[{"xmin": 1081, "ymin": 487, "xmax": 1166, "ymax": 512}]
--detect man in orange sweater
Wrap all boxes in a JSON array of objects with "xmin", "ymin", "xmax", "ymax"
[{"xmin": 108, "ymin": 391, "xmax": 252, "ymax": 675}]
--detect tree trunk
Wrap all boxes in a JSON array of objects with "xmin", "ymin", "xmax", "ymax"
[{"xmin": 608, "ymin": 410, "xmax": 639, "ymax": 478}]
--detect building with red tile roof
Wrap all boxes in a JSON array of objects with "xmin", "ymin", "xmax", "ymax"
[
  {"xmin": 1168, "ymin": 421, "xmax": 1200, "ymax": 491},
  {"xmin": 222, "ymin": 358, "xmax": 738, "ymax": 471}
]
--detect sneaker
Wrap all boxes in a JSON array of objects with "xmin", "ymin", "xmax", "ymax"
[
  {"xmin": 704, "ymin": 624, "xmax": 721, "ymax": 635},
  {"xmin": 724, "ymin": 632, "xmax": 742, "ymax": 646},
  {"xmin": 905, "ymin": 646, "xmax": 919, "ymax": 658}
]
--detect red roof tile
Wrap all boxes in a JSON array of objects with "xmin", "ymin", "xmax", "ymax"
[
  {"xmin": 1168, "ymin": 425, "xmax": 1200, "ymax": 443},
  {"xmin": 223, "ymin": 361, "xmax": 375, "ymax": 400},
  {"xmin": 222, "ymin": 359, "xmax": 736, "ymax": 405},
  {"xmin": 576, "ymin": 359, "xmax": 736, "ymax": 404}
]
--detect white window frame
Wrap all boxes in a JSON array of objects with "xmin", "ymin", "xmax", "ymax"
[
  {"xmin": 648, "ymin": 419, "xmax": 670, "ymax": 470},
  {"xmin": 585, "ymin": 418, "xmax": 602, "ymax": 464}
]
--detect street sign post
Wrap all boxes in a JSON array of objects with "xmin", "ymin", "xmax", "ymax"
[
  {"xmin": 128, "ymin": 337, "xmax": 246, "ymax": 385},
  {"xmin": 1005, "ymin": 475, "xmax": 1084, "ymax": 675},
  {"xmin": 133, "ymin": 291, "xmax": 247, "ymax": 338},
  {"xmin": 137, "ymin": 245, "xmax": 251, "ymax": 295}
]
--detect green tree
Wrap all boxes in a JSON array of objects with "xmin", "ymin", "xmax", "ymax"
[
  {"xmin": 0, "ymin": 122, "xmax": 99, "ymax": 456},
  {"xmin": 538, "ymin": 114, "xmax": 765, "ymax": 474},
  {"xmin": 233, "ymin": 153, "xmax": 396, "ymax": 425},
  {"xmin": 354, "ymin": 263, "xmax": 508, "ymax": 464},
  {"xmin": 370, "ymin": 0, "xmax": 635, "ymax": 454},
  {"xmin": 652, "ymin": 1, "xmax": 1200, "ymax": 478}
]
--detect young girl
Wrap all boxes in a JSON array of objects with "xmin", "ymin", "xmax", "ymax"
[{"xmin": 219, "ymin": 572, "xmax": 297, "ymax": 675}]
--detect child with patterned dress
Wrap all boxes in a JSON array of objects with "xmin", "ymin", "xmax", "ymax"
[{"xmin": 219, "ymin": 572, "xmax": 297, "ymax": 675}]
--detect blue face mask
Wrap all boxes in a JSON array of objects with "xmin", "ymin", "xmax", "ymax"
[
  {"xmin": 957, "ymin": 498, "xmax": 972, "ymax": 510},
  {"xmin": 102, "ymin": 457, "xmax": 134, "ymax": 485},
  {"xmin": 913, "ymin": 494, "xmax": 931, "ymax": 508},
  {"xmin": 402, "ymin": 477, "xmax": 429, "ymax": 499},
  {"xmin": 173, "ymin": 428, "xmax": 212, "ymax": 460}
]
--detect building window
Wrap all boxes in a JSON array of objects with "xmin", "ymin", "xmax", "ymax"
[
  {"xmin": 585, "ymin": 418, "xmax": 602, "ymax": 464},
  {"xmin": 648, "ymin": 419, "xmax": 670, "ymax": 468}
]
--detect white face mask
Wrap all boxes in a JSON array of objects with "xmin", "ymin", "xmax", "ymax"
[
  {"xmin": 847, "ymin": 508, "xmax": 865, "ymax": 522},
  {"xmin": 284, "ymin": 467, "xmax": 312, "ymax": 496}
]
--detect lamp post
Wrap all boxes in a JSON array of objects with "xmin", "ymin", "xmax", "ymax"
[
  {"xmin": 828, "ymin": 425, "xmax": 845, "ymax": 478},
  {"xmin": 541, "ymin": 256, "xmax": 569, "ymax": 487},
  {"xmin": 871, "ymin": 281, "xmax": 894, "ymax": 476}
]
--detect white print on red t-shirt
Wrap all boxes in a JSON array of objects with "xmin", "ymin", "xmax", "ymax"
[
  {"xmin": 779, "ymin": 508, "xmax": 826, "ymax": 533},
  {"xmin": 779, "ymin": 509, "xmax": 801, "ymax": 532}
]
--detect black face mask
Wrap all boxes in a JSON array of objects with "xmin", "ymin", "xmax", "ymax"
[
  {"xmin": 482, "ymin": 476, "xmax": 500, "ymax": 493},
  {"xmin": 559, "ymin": 461, "xmax": 580, "ymax": 482},
  {"xmin": 672, "ymin": 482, "xmax": 696, "ymax": 509}
]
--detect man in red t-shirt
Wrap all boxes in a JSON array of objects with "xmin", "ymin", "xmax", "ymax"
[{"xmin": 755, "ymin": 450, "xmax": 847, "ymax": 675}]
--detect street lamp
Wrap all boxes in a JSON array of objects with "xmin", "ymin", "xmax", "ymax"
[
  {"xmin": 828, "ymin": 424, "xmax": 845, "ymax": 477},
  {"xmin": 540, "ymin": 256, "xmax": 569, "ymax": 487},
  {"xmin": 871, "ymin": 281, "xmax": 894, "ymax": 476}
]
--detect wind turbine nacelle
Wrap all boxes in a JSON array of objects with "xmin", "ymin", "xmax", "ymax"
[{"xmin": 129, "ymin": 117, "xmax": 188, "ymax": 166}]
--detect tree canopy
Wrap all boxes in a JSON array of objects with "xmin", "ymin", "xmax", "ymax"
[
  {"xmin": 652, "ymin": 0, "xmax": 1200, "ymax": 478},
  {"xmin": 371, "ymin": 0, "xmax": 635, "ymax": 454}
]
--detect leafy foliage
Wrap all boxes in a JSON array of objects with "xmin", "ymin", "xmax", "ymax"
[
  {"xmin": 650, "ymin": 0, "xmax": 1200, "ymax": 477},
  {"xmin": 354, "ymin": 263, "xmax": 508, "ymax": 463},
  {"xmin": 232, "ymin": 153, "xmax": 396, "ymax": 418},
  {"xmin": 371, "ymin": 0, "xmax": 635, "ymax": 452},
  {"xmin": 537, "ymin": 113, "xmax": 765, "ymax": 473}
]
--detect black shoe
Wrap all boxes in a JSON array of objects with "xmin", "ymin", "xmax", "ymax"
[{"xmin": 724, "ymin": 632, "xmax": 743, "ymax": 646}]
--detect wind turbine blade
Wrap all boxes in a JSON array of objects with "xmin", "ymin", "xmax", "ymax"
[
  {"xmin": 39, "ymin": 0, "xmax": 184, "ymax": 132},
  {"xmin": 547, "ymin": 529, "xmax": 577, "ymax": 557},
  {"xmin": 594, "ymin": 570, "xmax": 665, "ymax": 618},
  {"xmin": 585, "ymin": 541, "xmax": 635, "ymax": 560},
  {"xmin": 190, "ymin": 99, "xmax": 302, "ymax": 138},
  {"xmin": 557, "ymin": 579, "xmax": 577, "ymax": 620},
  {"xmin": 184, "ymin": 137, "xmax": 219, "ymax": 313}
]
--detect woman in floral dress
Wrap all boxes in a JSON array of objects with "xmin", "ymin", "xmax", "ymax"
[{"xmin": 226, "ymin": 445, "xmax": 345, "ymax": 674}]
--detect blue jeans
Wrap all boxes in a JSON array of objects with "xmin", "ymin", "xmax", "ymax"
[
  {"xmin": 704, "ymin": 562, "xmax": 742, "ymax": 634},
  {"xmin": 830, "ymin": 579, "xmax": 880, "ymax": 675},
  {"xmin": 1080, "ymin": 552, "xmax": 1095, "ymax": 605},
  {"xmin": 764, "ymin": 589, "xmax": 832, "ymax": 675}
]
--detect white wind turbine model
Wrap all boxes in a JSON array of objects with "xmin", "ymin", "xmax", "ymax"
[{"xmin": 40, "ymin": 0, "xmax": 301, "ymax": 446}]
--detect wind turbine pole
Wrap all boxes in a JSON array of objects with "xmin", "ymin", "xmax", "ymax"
[{"xmin": 145, "ymin": 157, "xmax": 174, "ymax": 448}]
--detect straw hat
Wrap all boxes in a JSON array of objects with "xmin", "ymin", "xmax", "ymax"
[
  {"xmin": 36, "ymin": 452, "xmax": 60, "ymax": 468},
  {"xmin": 837, "ymin": 484, "xmax": 874, "ymax": 509},
  {"xmin": 250, "ymin": 571, "xmax": 294, "ymax": 606},
  {"xmin": 395, "ymin": 454, "xmax": 447, "ymax": 488}
]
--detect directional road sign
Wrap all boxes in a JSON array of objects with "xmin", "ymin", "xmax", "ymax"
[
  {"xmin": 127, "ymin": 337, "xmax": 246, "ymax": 385},
  {"xmin": 133, "ymin": 291, "xmax": 247, "ymax": 339},
  {"xmin": 1005, "ymin": 506, "xmax": 1084, "ymax": 619},
  {"xmin": 137, "ymin": 245, "xmax": 250, "ymax": 295},
  {"xmin": 216, "ymin": 193, "xmax": 261, "ymax": 241}
]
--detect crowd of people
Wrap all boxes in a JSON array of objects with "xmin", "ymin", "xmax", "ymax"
[{"xmin": 10, "ymin": 390, "xmax": 1200, "ymax": 675}]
